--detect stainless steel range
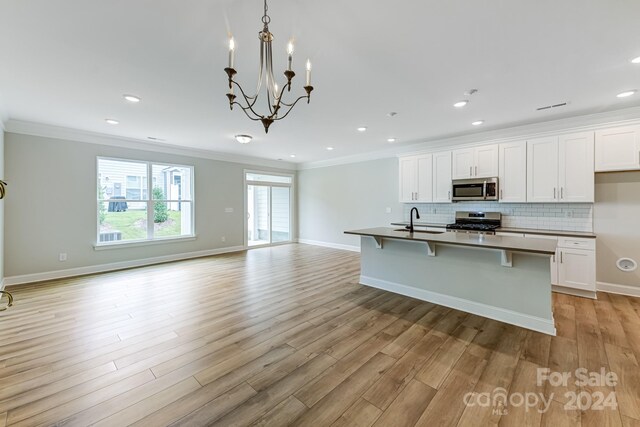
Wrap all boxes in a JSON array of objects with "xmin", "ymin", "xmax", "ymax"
[{"xmin": 446, "ymin": 211, "xmax": 501, "ymax": 235}]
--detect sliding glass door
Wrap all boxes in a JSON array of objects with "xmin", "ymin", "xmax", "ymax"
[{"xmin": 246, "ymin": 172, "xmax": 293, "ymax": 247}]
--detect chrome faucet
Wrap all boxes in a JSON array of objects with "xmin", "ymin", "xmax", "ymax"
[{"xmin": 406, "ymin": 207, "xmax": 420, "ymax": 233}]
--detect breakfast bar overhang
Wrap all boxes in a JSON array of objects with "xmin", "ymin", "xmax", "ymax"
[{"xmin": 345, "ymin": 227, "xmax": 559, "ymax": 335}]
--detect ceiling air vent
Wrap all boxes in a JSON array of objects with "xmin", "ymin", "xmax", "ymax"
[{"xmin": 536, "ymin": 102, "xmax": 568, "ymax": 111}]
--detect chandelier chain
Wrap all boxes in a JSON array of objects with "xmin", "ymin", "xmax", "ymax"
[{"xmin": 261, "ymin": 0, "xmax": 270, "ymax": 25}]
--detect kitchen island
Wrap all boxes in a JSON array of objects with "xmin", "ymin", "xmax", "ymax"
[{"xmin": 344, "ymin": 227, "xmax": 558, "ymax": 335}]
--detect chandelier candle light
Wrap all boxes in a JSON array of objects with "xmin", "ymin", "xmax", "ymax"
[{"xmin": 224, "ymin": 0, "xmax": 314, "ymax": 133}]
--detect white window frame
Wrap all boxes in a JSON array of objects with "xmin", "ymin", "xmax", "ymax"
[
  {"xmin": 244, "ymin": 170, "xmax": 295, "ymax": 248},
  {"xmin": 96, "ymin": 157, "xmax": 196, "ymax": 248}
]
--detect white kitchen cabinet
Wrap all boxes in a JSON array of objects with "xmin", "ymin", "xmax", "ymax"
[
  {"xmin": 398, "ymin": 155, "xmax": 433, "ymax": 202},
  {"xmin": 452, "ymin": 144, "xmax": 499, "ymax": 179},
  {"xmin": 595, "ymin": 125, "xmax": 640, "ymax": 172},
  {"xmin": 521, "ymin": 233, "xmax": 595, "ymax": 294},
  {"xmin": 559, "ymin": 132, "xmax": 594, "ymax": 202},
  {"xmin": 527, "ymin": 137, "xmax": 559, "ymax": 202},
  {"xmin": 475, "ymin": 144, "xmax": 500, "ymax": 178},
  {"xmin": 558, "ymin": 247, "xmax": 596, "ymax": 292},
  {"xmin": 498, "ymin": 141, "xmax": 527, "ymax": 203},
  {"xmin": 452, "ymin": 148, "xmax": 474, "ymax": 179},
  {"xmin": 398, "ymin": 156, "xmax": 417, "ymax": 203},
  {"xmin": 527, "ymin": 132, "xmax": 594, "ymax": 203},
  {"xmin": 433, "ymin": 151, "xmax": 452, "ymax": 203},
  {"xmin": 416, "ymin": 154, "xmax": 433, "ymax": 202}
]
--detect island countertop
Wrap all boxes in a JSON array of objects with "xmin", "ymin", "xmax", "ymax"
[
  {"xmin": 390, "ymin": 222, "xmax": 596, "ymax": 239},
  {"xmin": 345, "ymin": 227, "xmax": 557, "ymax": 255}
]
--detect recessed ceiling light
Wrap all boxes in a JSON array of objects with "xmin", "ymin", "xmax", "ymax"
[
  {"xmin": 290, "ymin": 154, "xmax": 296, "ymax": 158},
  {"xmin": 326, "ymin": 147, "xmax": 334, "ymax": 151},
  {"xmin": 123, "ymin": 94, "xmax": 141, "ymax": 103},
  {"xmin": 386, "ymin": 112, "xmax": 398, "ymax": 118},
  {"xmin": 105, "ymin": 119, "xmax": 119, "ymax": 125},
  {"xmin": 234, "ymin": 134, "xmax": 252, "ymax": 144},
  {"xmin": 617, "ymin": 90, "xmax": 637, "ymax": 98},
  {"xmin": 631, "ymin": 56, "xmax": 640, "ymax": 64},
  {"xmin": 357, "ymin": 127, "xmax": 367, "ymax": 132},
  {"xmin": 471, "ymin": 120, "xmax": 484, "ymax": 126},
  {"xmin": 387, "ymin": 138, "xmax": 397, "ymax": 143},
  {"xmin": 453, "ymin": 100, "xmax": 469, "ymax": 108}
]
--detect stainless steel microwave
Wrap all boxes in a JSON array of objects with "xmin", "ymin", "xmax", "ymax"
[{"xmin": 452, "ymin": 178, "xmax": 499, "ymax": 201}]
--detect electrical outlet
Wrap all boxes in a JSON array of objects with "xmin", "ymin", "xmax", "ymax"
[
  {"xmin": 565, "ymin": 210, "xmax": 573, "ymax": 218},
  {"xmin": 224, "ymin": 207, "xmax": 234, "ymax": 213},
  {"xmin": 59, "ymin": 253, "xmax": 67, "ymax": 262},
  {"xmin": 221, "ymin": 236, "xmax": 226, "ymax": 242},
  {"xmin": 385, "ymin": 207, "xmax": 392, "ymax": 214}
]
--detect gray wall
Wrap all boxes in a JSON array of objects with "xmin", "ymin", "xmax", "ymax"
[
  {"xmin": 297, "ymin": 158, "xmax": 403, "ymax": 248},
  {"xmin": 594, "ymin": 171, "xmax": 640, "ymax": 288},
  {"xmin": 4, "ymin": 133, "xmax": 295, "ymax": 278}
]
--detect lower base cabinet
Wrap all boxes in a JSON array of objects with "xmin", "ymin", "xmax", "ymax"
[{"xmin": 499, "ymin": 232, "xmax": 596, "ymax": 294}]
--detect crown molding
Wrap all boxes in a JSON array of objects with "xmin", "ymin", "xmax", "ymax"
[
  {"xmin": 299, "ymin": 106, "xmax": 640, "ymax": 170},
  {"xmin": 4, "ymin": 119, "xmax": 297, "ymax": 170}
]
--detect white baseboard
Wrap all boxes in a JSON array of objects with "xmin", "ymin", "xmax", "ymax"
[
  {"xmin": 4, "ymin": 246, "xmax": 246, "ymax": 287},
  {"xmin": 298, "ymin": 239, "xmax": 360, "ymax": 253},
  {"xmin": 597, "ymin": 281, "xmax": 640, "ymax": 298},
  {"xmin": 552, "ymin": 285, "xmax": 597, "ymax": 300},
  {"xmin": 360, "ymin": 275, "xmax": 557, "ymax": 336}
]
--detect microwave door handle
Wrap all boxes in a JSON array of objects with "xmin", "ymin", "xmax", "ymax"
[{"xmin": 483, "ymin": 181, "xmax": 487, "ymax": 200}]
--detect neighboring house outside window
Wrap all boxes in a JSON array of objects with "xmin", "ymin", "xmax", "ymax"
[{"xmin": 97, "ymin": 158, "xmax": 194, "ymax": 245}]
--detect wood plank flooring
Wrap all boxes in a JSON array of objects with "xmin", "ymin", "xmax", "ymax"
[{"xmin": 1, "ymin": 243, "xmax": 640, "ymax": 426}]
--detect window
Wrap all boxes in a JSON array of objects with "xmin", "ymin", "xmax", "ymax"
[{"xmin": 97, "ymin": 158, "xmax": 194, "ymax": 245}]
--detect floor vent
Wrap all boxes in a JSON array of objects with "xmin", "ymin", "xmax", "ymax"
[{"xmin": 537, "ymin": 102, "xmax": 568, "ymax": 111}]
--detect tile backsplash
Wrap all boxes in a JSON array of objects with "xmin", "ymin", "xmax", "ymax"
[{"xmin": 403, "ymin": 202, "xmax": 593, "ymax": 232}]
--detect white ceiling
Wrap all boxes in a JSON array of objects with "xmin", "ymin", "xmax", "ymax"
[{"xmin": 1, "ymin": 0, "xmax": 640, "ymax": 164}]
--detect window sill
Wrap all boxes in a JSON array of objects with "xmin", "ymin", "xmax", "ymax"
[{"xmin": 94, "ymin": 235, "xmax": 197, "ymax": 251}]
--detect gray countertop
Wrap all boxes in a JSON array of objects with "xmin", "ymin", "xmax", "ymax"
[
  {"xmin": 345, "ymin": 227, "xmax": 558, "ymax": 255},
  {"xmin": 390, "ymin": 222, "xmax": 596, "ymax": 239}
]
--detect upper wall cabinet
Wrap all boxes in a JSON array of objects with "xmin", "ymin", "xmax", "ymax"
[
  {"xmin": 559, "ymin": 132, "xmax": 594, "ymax": 203},
  {"xmin": 433, "ymin": 151, "xmax": 453, "ymax": 203},
  {"xmin": 595, "ymin": 125, "xmax": 640, "ymax": 172},
  {"xmin": 452, "ymin": 144, "xmax": 499, "ymax": 179},
  {"xmin": 398, "ymin": 154, "xmax": 433, "ymax": 202},
  {"xmin": 498, "ymin": 141, "xmax": 527, "ymax": 203},
  {"xmin": 527, "ymin": 132, "xmax": 594, "ymax": 203}
]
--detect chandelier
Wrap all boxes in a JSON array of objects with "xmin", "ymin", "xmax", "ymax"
[{"xmin": 224, "ymin": 0, "xmax": 313, "ymax": 133}]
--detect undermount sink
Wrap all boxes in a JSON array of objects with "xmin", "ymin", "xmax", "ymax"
[{"xmin": 393, "ymin": 228, "xmax": 445, "ymax": 234}]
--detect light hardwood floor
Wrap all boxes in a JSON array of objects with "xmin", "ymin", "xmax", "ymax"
[{"xmin": 1, "ymin": 244, "xmax": 640, "ymax": 426}]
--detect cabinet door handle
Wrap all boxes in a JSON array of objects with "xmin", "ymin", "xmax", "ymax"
[
  {"xmin": 500, "ymin": 189, "xmax": 503, "ymax": 200},
  {"xmin": 560, "ymin": 251, "xmax": 563, "ymax": 263},
  {"xmin": 475, "ymin": 166, "xmax": 478, "ymax": 176},
  {"xmin": 552, "ymin": 254, "xmax": 555, "ymax": 263},
  {"xmin": 553, "ymin": 188, "xmax": 556, "ymax": 199},
  {"xmin": 448, "ymin": 190, "xmax": 451, "ymax": 200},
  {"xmin": 561, "ymin": 187, "xmax": 564, "ymax": 199},
  {"xmin": 469, "ymin": 166, "xmax": 472, "ymax": 176}
]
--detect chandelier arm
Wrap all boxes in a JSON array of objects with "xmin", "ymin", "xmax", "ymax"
[
  {"xmin": 231, "ymin": 80, "xmax": 265, "ymax": 117},
  {"xmin": 271, "ymin": 95, "xmax": 310, "ymax": 121},
  {"xmin": 232, "ymin": 102, "xmax": 264, "ymax": 121}
]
